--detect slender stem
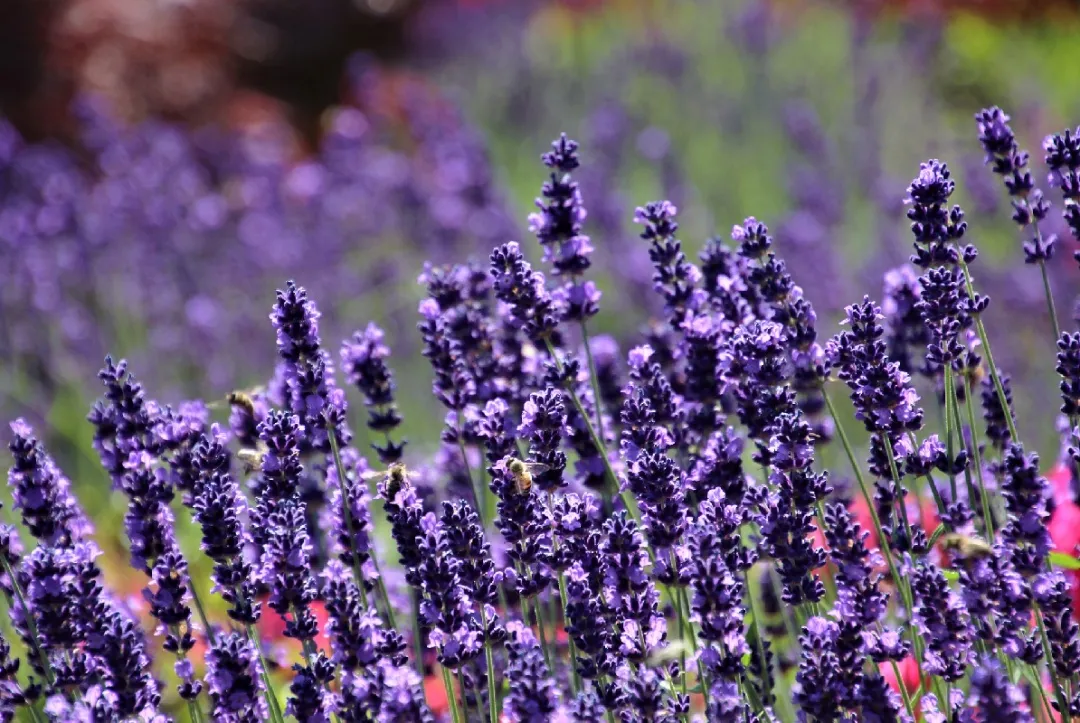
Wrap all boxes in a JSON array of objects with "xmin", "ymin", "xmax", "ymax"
[
  {"xmin": 942, "ymin": 367, "xmax": 959, "ymax": 501},
  {"xmin": 745, "ymin": 574, "xmax": 773, "ymax": 705},
  {"xmin": 412, "ymin": 592, "xmax": 427, "ymax": 681},
  {"xmin": 457, "ymin": 668, "xmax": 471, "ymax": 721},
  {"xmin": 442, "ymin": 664, "xmax": 464, "ymax": 723},
  {"xmin": 1035, "ymin": 606, "xmax": 1073, "ymax": 722},
  {"xmin": 480, "ymin": 606, "xmax": 500, "ymax": 723},
  {"xmin": 961, "ymin": 379, "xmax": 996, "ymax": 541},
  {"xmin": 543, "ymin": 338, "xmax": 631, "ymax": 518},
  {"xmin": 245, "ymin": 624, "xmax": 286, "ymax": 723},
  {"xmin": 0, "ymin": 557, "xmax": 55, "ymax": 687},
  {"xmin": 1038, "ymin": 259, "xmax": 1062, "ymax": 344},
  {"xmin": 189, "ymin": 585, "xmax": 216, "ymax": 646},
  {"xmin": 532, "ymin": 596, "xmax": 554, "ymax": 671},
  {"xmin": 27, "ymin": 702, "xmax": 46, "ymax": 723},
  {"xmin": 578, "ymin": 318, "xmax": 607, "ymax": 435},
  {"xmin": 888, "ymin": 659, "xmax": 917, "ymax": 721},
  {"xmin": 957, "ymin": 260, "xmax": 1018, "ymax": 442},
  {"xmin": 456, "ymin": 415, "xmax": 488, "ymax": 528},
  {"xmin": 326, "ymin": 420, "xmax": 373, "ymax": 598}
]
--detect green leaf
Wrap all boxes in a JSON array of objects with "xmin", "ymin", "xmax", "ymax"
[{"xmin": 1050, "ymin": 552, "xmax": 1080, "ymax": 570}]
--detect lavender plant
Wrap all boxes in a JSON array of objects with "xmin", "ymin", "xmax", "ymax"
[{"xmin": 5, "ymin": 118, "xmax": 1080, "ymax": 723}]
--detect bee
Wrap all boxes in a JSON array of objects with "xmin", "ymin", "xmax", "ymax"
[
  {"xmin": 506, "ymin": 458, "xmax": 550, "ymax": 495},
  {"xmin": 206, "ymin": 386, "xmax": 265, "ymax": 412},
  {"xmin": 361, "ymin": 463, "xmax": 421, "ymax": 500},
  {"xmin": 236, "ymin": 445, "xmax": 267, "ymax": 475},
  {"xmin": 226, "ymin": 390, "xmax": 259, "ymax": 417},
  {"xmin": 939, "ymin": 533, "xmax": 994, "ymax": 560}
]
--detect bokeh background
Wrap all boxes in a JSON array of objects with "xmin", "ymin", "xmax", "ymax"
[{"xmin": 3, "ymin": 0, "xmax": 1080, "ymax": 715}]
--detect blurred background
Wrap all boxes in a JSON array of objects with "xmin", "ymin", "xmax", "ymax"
[{"xmin": 3, "ymin": 0, "xmax": 1080, "ymax": 713}]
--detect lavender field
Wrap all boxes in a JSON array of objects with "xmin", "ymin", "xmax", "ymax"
[{"xmin": 3, "ymin": 0, "xmax": 1080, "ymax": 720}]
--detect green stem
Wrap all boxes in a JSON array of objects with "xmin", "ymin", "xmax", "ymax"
[
  {"xmin": 745, "ymin": 570, "xmax": 774, "ymax": 705},
  {"xmin": 1035, "ymin": 606, "xmax": 1073, "ymax": 722},
  {"xmin": 532, "ymin": 597, "xmax": 554, "ymax": 671},
  {"xmin": 245, "ymin": 624, "xmax": 286, "ymax": 723},
  {"xmin": 456, "ymin": 416, "xmax": 488, "ymax": 529},
  {"xmin": 888, "ymin": 658, "xmax": 917, "ymax": 721},
  {"xmin": 957, "ymin": 260, "xmax": 1019, "ymax": 442},
  {"xmin": 579, "ymin": 318, "xmax": 607, "ymax": 435},
  {"xmin": 961, "ymin": 379, "xmax": 996, "ymax": 541},
  {"xmin": 480, "ymin": 606, "xmax": 500, "ymax": 723},
  {"xmin": 0, "ymin": 557, "xmax": 55, "ymax": 687},
  {"xmin": 327, "ymin": 420, "xmax": 374, "ymax": 604},
  {"xmin": 1037, "ymin": 255, "xmax": 1063, "ymax": 344},
  {"xmin": 942, "ymin": 367, "xmax": 960, "ymax": 502},
  {"xmin": 543, "ymin": 338, "xmax": 635, "ymax": 521},
  {"xmin": 442, "ymin": 665, "xmax": 464, "ymax": 723}
]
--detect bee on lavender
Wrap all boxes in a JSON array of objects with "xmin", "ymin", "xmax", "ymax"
[
  {"xmin": 362, "ymin": 462, "xmax": 421, "ymax": 500},
  {"xmin": 506, "ymin": 458, "xmax": 550, "ymax": 495},
  {"xmin": 940, "ymin": 532, "xmax": 994, "ymax": 560}
]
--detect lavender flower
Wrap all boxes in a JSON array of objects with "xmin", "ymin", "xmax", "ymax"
[
  {"xmin": 415, "ymin": 513, "xmax": 483, "ymax": 669},
  {"xmin": 502, "ymin": 622, "xmax": 560, "ymax": 722},
  {"xmin": 516, "ymin": 389, "xmax": 569, "ymax": 493},
  {"xmin": 967, "ymin": 656, "xmax": 1034, "ymax": 722},
  {"xmin": 910, "ymin": 559, "xmax": 974, "ymax": 681},
  {"xmin": 999, "ymin": 443, "xmax": 1052, "ymax": 577},
  {"xmin": 205, "ymin": 632, "xmax": 268, "ymax": 723},
  {"xmin": 271, "ymin": 281, "xmax": 350, "ymax": 452},
  {"xmin": 7, "ymin": 419, "xmax": 92, "ymax": 545},
  {"xmin": 341, "ymin": 322, "xmax": 407, "ymax": 464},
  {"xmin": 489, "ymin": 242, "xmax": 562, "ymax": 342},
  {"xmin": 601, "ymin": 511, "xmax": 666, "ymax": 662},
  {"xmin": 529, "ymin": 134, "xmax": 600, "ymax": 322},
  {"xmin": 793, "ymin": 617, "xmax": 845, "ymax": 720},
  {"xmin": 1057, "ymin": 332, "xmax": 1080, "ymax": 422},
  {"xmin": 190, "ymin": 426, "xmax": 260, "ymax": 625},
  {"xmin": 1043, "ymin": 125, "xmax": 1080, "ymax": 242},
  {"xmin": 634, "ymin": 200, "xmax": 701, "ymax": 325}
]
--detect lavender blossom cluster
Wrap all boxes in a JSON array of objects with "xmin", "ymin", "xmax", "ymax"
[
  {"xmin": 0, "ymin": 66, "xmax": 517, "ymax": 415},
  {"xmin": 3, "ymin": 113, "xmax": 1080, "ymax": 723}
]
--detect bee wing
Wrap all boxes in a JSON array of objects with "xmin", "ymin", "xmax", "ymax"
[
  {"xmin": 523, "ymin": 462, "xmax": 551, "ymax": 475},
  {"xmin": 359, "ymin": 469, "xmax": 385, "ymax": 481},
  {"xmin": 406, "ymin": 469, "xmax": 423, "ymax": 480}
]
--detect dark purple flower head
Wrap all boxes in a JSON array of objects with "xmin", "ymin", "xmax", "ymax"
[
  {"xmin": 490, "ymin": 458, "xmax": 553, "ymax": 598},
  {"xmin": 1043, "ymin": 126, "xmax": 1080, "ymax": 241},
  {"xmin": 190, "ymin": 426, "xmax": 260, "ymax": 625},
  {"xmin": 529, "ymin": 134, "xmax": 594, "ymax": 279},
  {"xmin": 1032, "ymin": 571, "xmax": 1080, "ymax": 680},
  {"xmin": 7, "ymin": 419, "xmax": 92, "ymax": 546},
  {"xmin": 440, "ymin": 499, "xmax": 503, "ymax": 608},
  {"xmin": 415, "ymin": 513, "xmax": 482, "ymax": 669},
  {"xmin": 1056, "ymin": 332, "xmax": 1080, "ymax": 421},
  {"xmin": 794, "ymin": 617, "xmax": 845, "ymax": 721},
  {"xmin": 905, "ymin": 160, "xmax": 968, "ymax": 268},
  {"xmin": 999, "ymin": 443, "xmax": 1052, "ymax": 576},
  {"xmin": 489, "ymin": 242, "xmax": 562, "ymax": 342},
  {"xmin": 87, "ymin": 356, "xmax": 157, "ymax": 485},
  {"xmin": 882, "ymin": 265, "xmax": 932, "ymax": 379},
  {"xmin": 322, "ymin": 560, "xmax": 406, "ymax": 670},
  {"xmin": 341, "ymin": 322, "xmax": 406, "ymax": 464},
  {"xmin": 503, "ymin": 621, "xmax": 561, "ymax": 722},
  {"xmin": 259, "ymin": 497, "xmax": 319, "ymax": 641},
  {"xmin": 271, "ymin": 280, "xmax": 321, "ymax": 364},
  {"xmin": 634, "ymin": 200, "xmax": 702, "ymax": 325},
  {"xmin": 967, "ymin": 655, "xmax": 1034, "ymax": 723},
  {"xmin": 205, "ymin": 631, "xmax": 267, "ymax": 722},
  {"xmin": 518, "ymin": 388, "xmax": 568, "ymax": 493},
  {"xmin": 975, "ymin": 107, "xmax": 1053, "ymax": 260},
  {"xmin": 911, "ymin": 558, "xmax": 974, "ymax": 681},
  {"xmin": 86, "ymin": 606, "xmax": 162, "ymax": 717},
  {"xmin": 271, "ymin": 281, "xmax": 349, "ymax": 452},
  {"xmin": 600, "ymin": 512, "xmax": 666, "ymax": 662}
]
